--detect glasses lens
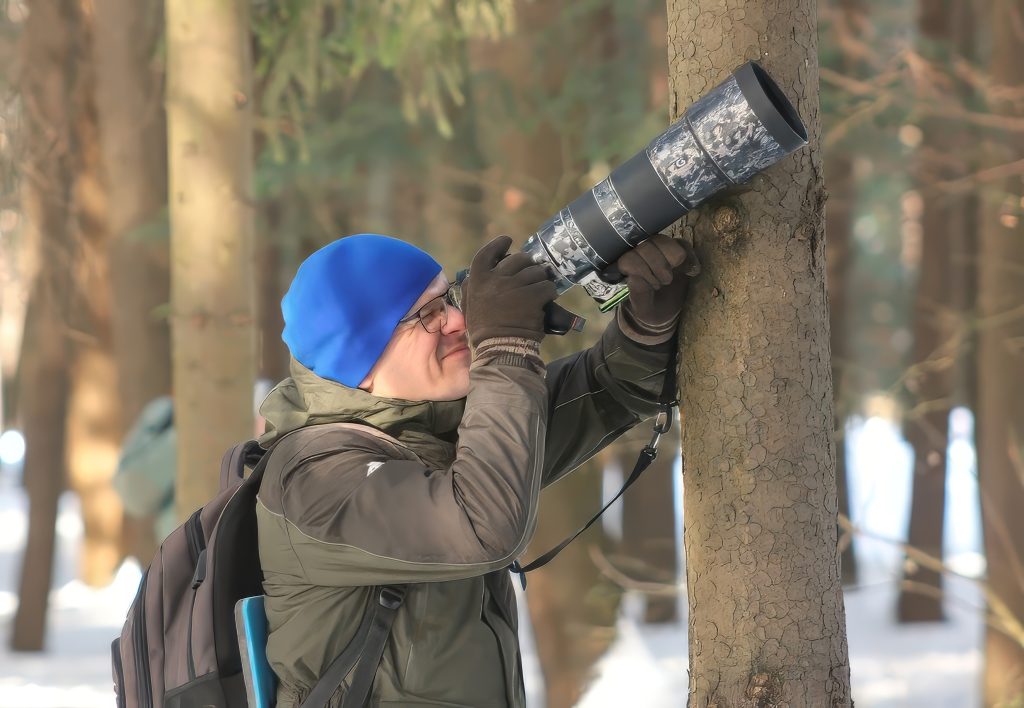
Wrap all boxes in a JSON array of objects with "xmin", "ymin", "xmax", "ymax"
[{"xmin": 419, "ymin": 298, "xmax": 447, "ymax": 333}]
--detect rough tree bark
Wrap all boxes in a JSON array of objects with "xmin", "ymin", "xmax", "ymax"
[
  {"xmin": 976, "ymin": 0, "xmax": 1024, "ymax": 701},
  {"xmin": 667, "ymin": 0, "xmax": 853, "ymax": 703},
  {"xmin": 10, "ymin": 0, "xmax": 78, "ymax": 652},
  {"xmin": 92, "ymin": 0, "xmax": 171, "ymax": 562},
  {"xmin": 897, "ymin": 0, "xmax": 977, "ymax": 623},
  {"xmin": 165, "ymin": 0, "xmax": 257, "ymax": 517}
]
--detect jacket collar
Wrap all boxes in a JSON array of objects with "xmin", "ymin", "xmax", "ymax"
[{"xmin": 258, "ymin": 358, "xmax": 465, "ymax": 470}]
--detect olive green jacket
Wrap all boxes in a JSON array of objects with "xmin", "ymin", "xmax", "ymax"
[{"xmin": 255, "ymin": 307, "xmax": 676, "ymax": 707}]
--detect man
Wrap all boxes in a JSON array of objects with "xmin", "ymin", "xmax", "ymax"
[{"xmin": 256, "ymin": 232, "xmax": 696, "ymax": 707}]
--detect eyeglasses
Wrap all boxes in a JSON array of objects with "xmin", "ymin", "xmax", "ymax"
[{"xmin": 396, "ymin": 283, "xmax": 464, "ymax": 334}]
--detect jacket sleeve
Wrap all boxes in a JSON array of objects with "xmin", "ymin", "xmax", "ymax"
[
  {"xmin": 258, "ymin": 350, "xmax": 549, "ymax": 587},
  {"xmin": 540, "ymin": 305, "xmax": 676, "ymax": 488}
]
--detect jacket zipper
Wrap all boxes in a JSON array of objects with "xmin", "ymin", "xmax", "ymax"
[
  {"xmin": 133, "ymin": 571, "xmax": 153, "ymax": 708},
  {"xmin": 185, "ymin": 510, "xmax": 206, "ymax": 681}
]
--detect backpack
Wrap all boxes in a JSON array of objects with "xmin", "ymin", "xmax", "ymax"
[{"xmin": 111, "ymin": 431, "xmax": 406, "ymax": 708}]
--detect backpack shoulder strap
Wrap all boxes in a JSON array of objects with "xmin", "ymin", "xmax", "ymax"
[
  {"xmin": 220, "ymin": 440, "xmax": 265, "ymax": 491},
  {"xmin": 298, "ymin": 585, "xmax": 407, "ymax": 708}
]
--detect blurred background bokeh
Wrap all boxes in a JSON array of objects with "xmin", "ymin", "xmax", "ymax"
[{"xmin": 0, "ymin": 0, "xmax": 1021, "ymax": 705}]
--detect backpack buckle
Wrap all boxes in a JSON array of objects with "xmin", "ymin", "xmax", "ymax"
[
  {"xmin": 378, "ymin": 587, "xmax": 405, "ymax": 611},
  {"xmin": 646, "ymin": 404, "xmax": 674, "ymax": 452},
  {"xmin": 653, "ymin": 405, "xmax": 673, "ymax": 435}
]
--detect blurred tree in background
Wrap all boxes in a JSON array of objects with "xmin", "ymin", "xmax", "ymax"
[
  {"xmin": 897, "ymin": 0, "xmax": 978, "ymax": 624},
  {"xmin": 819, "ymin": 0, "xmax": 868, "ymax": 588},
  {"xmin": 976, "ymin": 0, "xmax": 1024, "ymax": 701},
  {"xmin": 10, "ymin": 0, "xmax": 80, "ymax": 652},
  {"xmin": 92, "ymin": 0, "xmax": 171, "ymax": 565},
  {"xmin": 64, "ymin": 0, "xmax": 124, "ymax": 590}
]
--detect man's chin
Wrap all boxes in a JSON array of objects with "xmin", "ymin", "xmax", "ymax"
[{"xmin": 438, "ymin": 371, "xmax": 470, "ymax": 401}]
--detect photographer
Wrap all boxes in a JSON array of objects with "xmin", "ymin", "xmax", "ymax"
[{"xmin": 256, "ymin": 231, "xmax": 696, "ymax": 707}]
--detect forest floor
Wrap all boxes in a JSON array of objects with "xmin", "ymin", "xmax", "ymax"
[{"xmin": 0, "ymin": 413, "xmax": 984, "ymax": 707}]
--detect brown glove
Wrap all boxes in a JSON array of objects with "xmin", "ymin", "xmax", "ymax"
[
  {"xmin": 463, "ymin": 235, "xmax": 558, "ymax": 347},
  {"xmin": 602, "ymin": 233, "xmax": 700, "ymax": 327}
]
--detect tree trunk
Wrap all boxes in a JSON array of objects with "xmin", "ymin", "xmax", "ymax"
[
  {"xmin": 896, "ymin": 0, "xmax": 980, "ymax": 624},
  {"xmin": 528, "ymin": 462, "xmax": 623, "ymax": 708},
  {"xmin": 822, "ymin": 0, "xmax": 868, "ymax": 588},
  {"xmin": 165, "ymin": 0, "xmax": 257, "ymax": 518},
  {"xmin": 667, "ymin": 1, "xmax": 853, "ymax": 703},
  {"xmin": 66, "ymin": 348, "xmax": 123, "ymax": 586},
  {"xmin": 92, "ymin": 0, "xmax": 171, "ymax": 562},
  {"xmin": 255, "ymin": 214, "xmax": 289, "ymax": 384},
  {"xmin": 64, "ymin": 0, "xmax": 125, "ymax": 587},
  {"xmin": 10, "ymin": 0, "xmax": 79, "ymax": 652},
  {"xmin": 824, "ymin": 151, "xmax": 858, "ymax": 588},
  {"xmin": 11, "ymin": 294, "xmax": 70, "ymax": 652},
  {"xmin": 420, "ymin": 4, "xmax": 490, "ymax": 270},
  {"xmin": 977, "ymin": 2, "xmax": 1024, "ymax": 702},
  {"xmin": 898, "ymin": 190, "xmax": 953, "ymax": 622},
  {"xmin": 620, "ymin": 417, "xmax": 680, "ymax": 623}
]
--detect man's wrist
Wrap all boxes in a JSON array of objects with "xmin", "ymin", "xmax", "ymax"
[
  {"xmin": 617, "ymin": 302, "xmax": 679, "ymax": 345},
  {"xmin": 472, "ymin": 337, "xmax": 546, "ymax": 377}
]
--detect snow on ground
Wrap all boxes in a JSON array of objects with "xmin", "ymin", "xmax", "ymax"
[
  {"xmin": 0, "ymin": 488, "xmax": 142, "ymax": 708},
  {"xmin": 0, "ymin": 413, "xmax": 984, "ymax": 707}
]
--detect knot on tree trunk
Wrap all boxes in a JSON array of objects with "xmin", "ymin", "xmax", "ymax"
[
  {"xmin": 711, "ymin": 204, "xmax": 745, "ymax": 248},
  {"xmin": 745, "ymin": 670, "xmax": 782, "ymax": 707}
]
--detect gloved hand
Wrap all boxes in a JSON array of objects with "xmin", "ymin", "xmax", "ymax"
[
  {"xmin": 463, "ymin": 235, "xmax": 558, "ymax": 347},
  {"xmin": 602, "ymin": 233, "xmax": 700, "ymax": 327}
]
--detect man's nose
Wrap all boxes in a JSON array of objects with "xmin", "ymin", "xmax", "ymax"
[{"xmin": 442, "ymin": 304, "xmax": 467, "ymax": 335}]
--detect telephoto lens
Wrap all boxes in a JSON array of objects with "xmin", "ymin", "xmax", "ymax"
[{"xmin": 521, "ymin": 61, "xmax": 808, "ymax": 328}]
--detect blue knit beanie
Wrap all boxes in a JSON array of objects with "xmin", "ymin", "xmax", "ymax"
[{"xmin": 282, "ymin": 234, "xmax": 443, "ymax": 387}]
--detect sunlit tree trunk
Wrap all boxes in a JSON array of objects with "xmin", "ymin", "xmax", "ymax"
[
  {"xmin": 165, "ymin": 0, "xmax": 256, "ymax": 517},
  {"xmin": 667, "ymin": 0, "xmax": 852, "ymax": 702},
  {"xmin": 64, "ymin": 0, "xmax": 125, "ymax": 587},
  {"xmin": 10, "ymin": 0, "xmax": 78, "ymax": 652},
  {"xmin": 92, "ymin": 0, "xmax": 171, "ymax": 562},
  {"xmin": 977, "ymin": 1, "xmax": 1024, "ymax": 701}
]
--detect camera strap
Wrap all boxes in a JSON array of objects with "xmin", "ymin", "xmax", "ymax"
[{"xmin": 509, "ymin": 332, "xmax": 680, "ymax": 590}]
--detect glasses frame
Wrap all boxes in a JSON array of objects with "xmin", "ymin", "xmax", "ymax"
[{"xmin": 396, "ymin": 283, "xmax": 463, "ymax": 334}]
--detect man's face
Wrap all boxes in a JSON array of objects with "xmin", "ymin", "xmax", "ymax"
[{"xmin": 359, "ymin": 273, "xmax": 471, "ymax": 401}]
